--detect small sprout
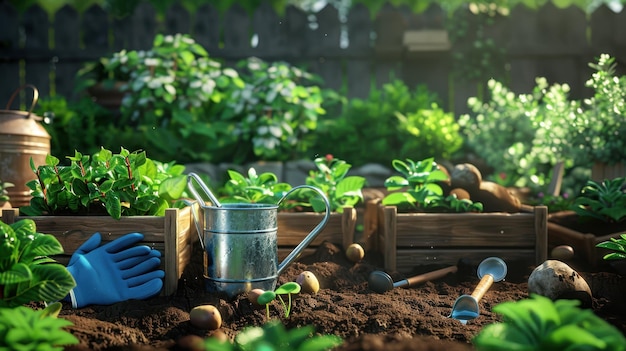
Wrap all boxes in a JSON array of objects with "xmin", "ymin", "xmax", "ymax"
[
  {"xmin": 258, "ymin": 290, "xmax": 277, "ymax": 320},
  {"xmin": 247, "ymin": 288, "xmax": 266, "ymax": 306},
  {"xmin": 189, "ymin": 304, "xmax": 222, "ymax": 330},
  {"xmin": 275, "ymin": 282, "xmax": 301, "ymax": 318},
  {"xmin": 346, "ymin": 243, "xmax": 365, "ymax": 263},
  {"xmin": 296, "ymin": 271, "xmax": 320, "ymax": 294}
]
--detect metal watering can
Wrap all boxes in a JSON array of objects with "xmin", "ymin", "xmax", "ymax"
[{"xmin": 187, "ymin": 172, "xmax": 330, "ymax": 298}]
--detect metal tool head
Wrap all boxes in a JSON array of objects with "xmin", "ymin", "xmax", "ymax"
[
  {"xmin": 449, "ymin": 295, "xmax": 479, "ymax": 325},
  {"xmin": 477, "ymin": 257, "xmax": 507, "ymax": 282},
  {"xmin": 368, "ymin": 271, "xmax": 394, "ymax": 293}
]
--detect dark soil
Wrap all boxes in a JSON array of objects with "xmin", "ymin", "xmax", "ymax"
[{"xmin": 54, "ymin": 238, "xmax": 626, "ymax": 351}]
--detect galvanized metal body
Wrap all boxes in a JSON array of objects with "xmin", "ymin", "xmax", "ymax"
[
  {"xmin": 202, "ymin": 203, "xmax": 280, "ymax": 296},
  {"xmin": 187, "ymin": 173, "xmax": 330, "ymax": 298}
]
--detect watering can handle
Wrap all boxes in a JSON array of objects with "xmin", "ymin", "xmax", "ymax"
[
  {"xmin": 187, "ymin": 172, "xmax": 221, "ymax": 207},
  {"xmin": 276, "ymin": 185, "xmax": 331, "ymax": 276},
  {"xmin": 186, "ymin": 173, "xmax": 222, "ymax": 250}
]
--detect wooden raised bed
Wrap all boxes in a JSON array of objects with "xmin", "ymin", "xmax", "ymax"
[
  {"xmin": 0, "ymin": 206, "xmax": 196, "ymax": 296},
  {"xmin": 374, "ymin": 203, "xmax": 548, "ymax": 273},
  {"xmin": 548, "ymin": 210, "xmax": 626, "ymax": 266},
  {"xmin": 277, "ymin": 206, "xmax": 357, "ymax": 260}
]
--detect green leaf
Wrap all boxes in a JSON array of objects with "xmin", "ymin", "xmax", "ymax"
[
  {"xmin": 275, "ymin": 282, "xmax": 301, "ymax": 295},
  {"xmin": 105, "ymin": 194, "xmax": 122, "ymax": 219}
]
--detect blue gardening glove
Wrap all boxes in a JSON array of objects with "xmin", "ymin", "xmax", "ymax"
[{"xmin": 65, "ymin": 232, "xmax": 165, "ymax": 308}]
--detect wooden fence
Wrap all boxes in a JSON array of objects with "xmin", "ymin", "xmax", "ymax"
[{"xmin": 0, "ymin": 1, "xmax": 625, "ymax": 115}]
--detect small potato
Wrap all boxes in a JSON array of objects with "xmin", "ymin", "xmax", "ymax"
[
  {"xmin": 296, "ymin": 271, "xmax": 320, "ymax": 294},
  {"xmin": 247, "ymin": 288, "xmax": 266, "ymax": 305},
  {"xmin": 551, "ymin": 245, "xmax": 575, "ymax": 260},
  {"xmin": 189, "ymin": 304, "xmax": 222, "ymax": 330},
  {"xmin": 346, "ymin": 243, "xmax": 365, "ymax": 263}
]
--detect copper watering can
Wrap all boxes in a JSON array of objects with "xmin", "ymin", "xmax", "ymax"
[{"xmin": 187, "ymin": 172, "xmax": 330, "ymax": 298}]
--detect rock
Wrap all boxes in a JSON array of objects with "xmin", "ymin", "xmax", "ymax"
[
  {"xmin": 469, "ymin": 181, "xmax": 521, "ymax": 213},
  {"xmin": 450, "ymin": 163, "xmax": 482, "ymax": 191},
  {"xmin": 528, "ymin": 260, "xmax": 592, "ymax": 308}
]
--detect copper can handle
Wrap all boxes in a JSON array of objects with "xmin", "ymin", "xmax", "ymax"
[{"xmin": 6, "ymin": 84, "xmax": 40, "ymax": 119}]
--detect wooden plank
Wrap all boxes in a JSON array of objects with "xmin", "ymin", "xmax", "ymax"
[
  {"xmin": 394, "ymin": 249, "xmax": 536, "ymax": 271},
  {"xmin": 252, "ymin": 2, "xmax": 283, "ymax": 55},
  {"xmin": 223, "ymin": 4, "xmax": 250, "ymax": 52},
  {"xmin": 277, "ymin": 212, "xmax": 347, "ymax": 246},
  {"xmin": 383, "ymin": 205, "xmax": 397, "ymax": 272},
  {"xmin": 22, "ymin": 5, "xmax": 50, "ymax": 99},
  {"xmin": 590, "ymin": 5, "xmax": 626, "ymax": 60},
  {"xmin": 82, "ymin": 5, "xmax": 109, "ymax": 50},
  {"xmin": 54, "ymin": 5, "xmax": 81, "ymax": 100},
  {"xmin": 129, "ymin": 2, "xmax": 157, "ymax": 50},
  {"xmin": 192, "ymin": 3, "xmax": 220, "ymax": 51},
  {"xmin": 342, "ymin": 206, "xmax": 357, "ymax": 249},
  {"xmin": 284, "ymin": 6, "xmax": 308, "ymax": 57},
  {"xmin": 393, "ymin": 212, "xmax": 538, "ymax": 247},
  {"xmin": 0, "ymin": 2, "xmax": 21, "ymax": 101},
  {"xmin": 534, "ymin": 206, "xmax": 548, "ymax": 264},
  {"xmin": 165, "ymin": 2, "xmax": 191, "ymax": 35},
  {"xmin": 346, "ymin": 4, "xmax": 372, "ymax": 98}
]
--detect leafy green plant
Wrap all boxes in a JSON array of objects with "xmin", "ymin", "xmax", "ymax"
[
  {"xmin": 257, "ymin": 282, "xmax": 301, "ymax": 319},
  {"xmin": 459, "ymin": 77, "xmax": 584, "ymax": 190},
  {"xmin": 96, "ymin": 33, "xmax": 245, "ymax": 164},
  {"xmin": 571, "ymin": 177, "xmax": 626, "ymax": 223},
  {"xmin": 0, "ymin": 302, "xmax": 79, "ymax": 350},
  {"xmin": 219, "ymin": 168, "xmax": 293, "ymax": 206},
  {"xmin": 0, "ymin": 179, "xmax": 14, "ymax": 203},
  {"xmin": 573, "ymin": 54, "xmax": 626, "ymax": 164},
  {"xmin": 203, "ymin": 319, "xmax": 343, "ymax": 351},
  {"xmin": 383, "ymin": 157, "xmax": 483, "ymax": 213},
  {"xmin": 596, "ymin": 233, "xmax": 626, "ymax": 260},
  {"xmin": 21, "ymin": 147, "xmax": 188, "ymax": 219},
  {"xmin": 313, "ymin": 80, "xmax": 447, "ymax": 167},
  {"xmin": 0, "ymin": 219, "xmax": 75, "ymax": 307},
  {"xmin": 223, "ymin": 57, "xmax": 328, "ymax": 162},
  {"xmin": 304, "ymin": 154, "xmax": 365, "ymax": 213},
  {"xmin": 473, "ymin": 294, "xmax": 626, "ymax": 351}
]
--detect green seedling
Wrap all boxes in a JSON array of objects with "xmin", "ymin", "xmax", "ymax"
[
  {"xmin": 596, "ymin": 233, "xmax": 626, "ymax": 260},
  {"xmin": 0, "ymin": 303, "xmax": 79, "ymax": 350},
  {"xmin": 258, "ymin": 282, "xmax": 302, "ymax": 320}
]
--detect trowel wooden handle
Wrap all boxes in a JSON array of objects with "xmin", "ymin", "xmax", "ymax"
[
  {"xmin": 405, "ymin": 265, "xmax": 458, "ymax": 287},
  {"xmin": 470, "ymin": 274, "xmax": 494, "ymax": 302}
]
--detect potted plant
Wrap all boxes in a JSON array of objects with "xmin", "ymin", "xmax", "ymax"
[
  {"xmin": 0, "ymin": 179, "xmax": 14, "ymax": 209},
  {"xmin": 216, "ymin": 155, "xmax": 364, "ymax": 258},
  {"xmin": 374, "ymin": 157, "xmax": 547, "ymax": 273},
  {"xmin": 0, "ymin": 147, "xmax": 195, "ymax": 295}
]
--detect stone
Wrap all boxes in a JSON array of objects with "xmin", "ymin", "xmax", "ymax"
[
  {"xmin": 528, "ymin": 260, "xmax": 592, "ymax": 308},
  {"xmin": 450, "ymin": 163, "xmax": 482, "ymax": 191}
]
